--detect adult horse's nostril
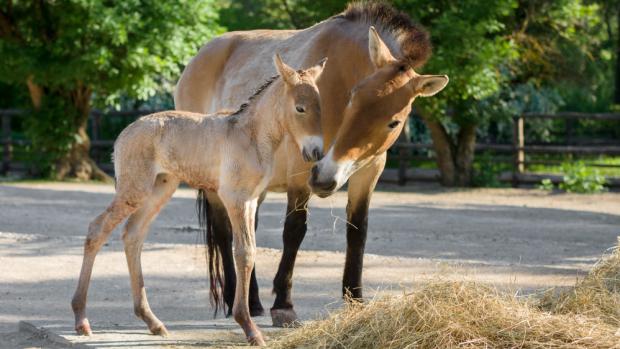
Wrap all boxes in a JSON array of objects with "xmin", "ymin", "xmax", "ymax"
[
  {"xmin": 321, "ymin": 180, "xmax": 337, "ymax": 192},
  {"xmin": 311, "ymin": 165, "xmax": 319, "ymax": 181}
]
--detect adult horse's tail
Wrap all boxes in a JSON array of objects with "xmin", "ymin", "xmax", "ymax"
[{"xmin": 196, "ymin": 189, "xmax": 226, "ymax": 316}]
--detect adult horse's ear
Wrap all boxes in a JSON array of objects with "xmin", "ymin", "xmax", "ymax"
[
  {"xmin": 274, "ymin": 53, "xmax": 300, "ymax": 86},
  {"xmin": 306, "ymin": 57, "xmax": 328, "ymax": 80},
  {"xmin": 368, "ymin": 26, "xmax": 396, "ymax": 69},
  {"xmin": 415, "ymin": 75, "xmax": 449, "ymax": 97}
]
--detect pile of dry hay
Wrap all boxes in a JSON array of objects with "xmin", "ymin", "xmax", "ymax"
[{"xmin": 273, "ymin": 238, "xmax": 620, "ymax": 349}]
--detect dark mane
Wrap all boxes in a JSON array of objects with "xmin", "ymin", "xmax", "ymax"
[
  {"xmin": 231, "ymin": 75, "xmax": 280, "ymax": 116},
  {"xmin": 334, "ymin": 1, "xmax": 431, "ymax": 68}
]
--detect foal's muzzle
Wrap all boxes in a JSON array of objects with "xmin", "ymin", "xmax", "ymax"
[{"xmin": 301, "ymin": 136, "xmax": 324, "ymax": 162}]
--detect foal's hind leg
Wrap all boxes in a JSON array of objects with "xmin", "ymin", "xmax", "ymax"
[
  {"xmin": 72, "ymin": 197, "xmax": 140, "ymax": 335},
  {"xmin": 122, "ymin": 174, "xmax": 179, "ymax": 336}
]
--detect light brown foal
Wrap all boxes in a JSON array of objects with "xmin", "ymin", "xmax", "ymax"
[{"xmin": 71, "ymin": 54, "xmax": 326, "ymax": 346}]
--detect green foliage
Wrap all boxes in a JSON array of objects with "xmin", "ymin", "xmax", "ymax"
[
  {"xmin": 472, "ymin": 152, "xmax": 505, "ymax": 188},
  {"xmin": 23, "ymin": 98, "xmax": 78, "ymax": 176},
  {"xmin": 539, "ymin": 178, "xmax": 555, "ymax": 191},
  {"xmin": 0, "ymin": 0, "xmax": 223, "ymax": 108},
  {"xmin": 558, "ymin": 162, "xmax": 608, "ymax": 193},
  {"xmin": 541, "ymin": 162, "xmax": 608, "ymax": 193},
  {"xmin": 219, "ymin": 0, "xmax": 347, "ymax": 30},
  {"xmin": 392, "ymin": 0, "xmax": 519, "ymax": 127},
  {"xmin": 0, "ymin": 0, "xmax": 222, "ymax": 176}
]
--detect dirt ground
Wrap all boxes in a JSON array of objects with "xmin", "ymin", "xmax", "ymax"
[{"xmin": 1, "ymin": 181, "xmax": 619, "ymax": 348}]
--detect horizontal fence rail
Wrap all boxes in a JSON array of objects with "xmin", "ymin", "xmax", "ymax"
[
  {"xmin": 2, "ymin": 109, "xmax": 620, "ymax": 188},
  {"xmin": 393, "ymin": 112, "xmax": 620, "ymax": 186}
]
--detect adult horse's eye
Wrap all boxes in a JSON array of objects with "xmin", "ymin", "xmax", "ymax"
[
  {"xmin": 296, "ymin": 106, "xmax": 306, "ymax": 113},
  {"xmin": 388, "ymin": 120, "xmax": 400, "ymax": 129},
  {"xmin": 398, "ymin": 65, "xmax": 407, "ymax": 72}
]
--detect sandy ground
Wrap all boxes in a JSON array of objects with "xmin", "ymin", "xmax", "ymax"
[{"xmin": 0, "ymin": 182, "xmax": 619, "ymax": 347}]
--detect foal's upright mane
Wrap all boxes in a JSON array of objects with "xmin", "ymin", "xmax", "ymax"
[{"xmin": 231, "ymin": 75, "xmax": 280, "ymax": 116}]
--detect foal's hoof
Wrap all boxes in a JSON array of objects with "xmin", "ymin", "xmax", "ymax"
[
  {"xmin": 270, "ymin": 308, "xmax": 300, "ymax": 328},
  {"xmin": 248, "ymin": 332, "xmax": 266, "ymax": 346},
  {"xmin": 75, "ymin": 318, "xmax": 92, "ymax": 336},
  {"xmin": 149, "ymin": 324, "xmax": 169, "ymax": 337}
]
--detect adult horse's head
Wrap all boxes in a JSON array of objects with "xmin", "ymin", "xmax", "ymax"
[{"xmin": 310, "ymin": 27, "xmax": 448, "ymax": 197}]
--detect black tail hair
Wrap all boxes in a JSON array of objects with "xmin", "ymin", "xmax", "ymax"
[{"xmin": 196, "ymin": 189, "xmax": 226, "ymax": 316}]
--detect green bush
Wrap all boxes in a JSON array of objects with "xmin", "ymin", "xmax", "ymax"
[
  {"xmin": 538, "ymin": 178, "xmax": 555, "ymax": 191},
  {"xmin": 541, "ymin": 162, "xmax": 608, "ymax": 193},
  {"xmin": 472, "ymin": 152, "xmax": 505, "ymax": 187}
]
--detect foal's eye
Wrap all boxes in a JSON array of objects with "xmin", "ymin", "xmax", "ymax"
[
  {"xmin": 388, "ymin": 120, "xmax": 400, "ymax": 129},
  {"xmin": 398, "ymin": 65, "xmax": 407, "ymax": 72},
  {"xmin": 296, "ymin": 106, "xmax": 306, "ymax": 113}
]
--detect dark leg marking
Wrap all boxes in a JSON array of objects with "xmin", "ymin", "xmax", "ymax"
[
  {"xmin": 272, "ymin": 191, "xmax": 309, "ymax": 310},
  {"xmin": 342, "ymin": 199, "xmax": 369, "ymax": 301}
]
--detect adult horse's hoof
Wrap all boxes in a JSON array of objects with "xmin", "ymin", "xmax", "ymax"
[
  {"xmin": 149, "ymin": 323, "xmax": 169, "ymax": 337},
  {"xmin": 75, "ymin": 318, "xmax": 92, "ymax": 336},
  {"xmin": 270, "ymin": 308, "xmax": 300, "ymax": 328},
  {"xmin": 250, "ymin": 304, "xmax": 265, "ymax": 317}
]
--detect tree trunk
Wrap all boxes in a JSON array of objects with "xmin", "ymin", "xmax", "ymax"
[
  {"xmin": 419, "ymin": 113, "xmax": 456, "ymax": 186},
  {"xmin": 418, "ymin": 109, "xmax": 478, "ymax": 187},
  {"xmin": 55, "ymin": 84, "xmax": 111, "ymax": 182},
  {"xmin": 26, "ymin": 80, "xmax": 111, "ymax": 182},
  {"xmin": 455, "ymin": 124, "xmax": 477, "ymax": 186}
]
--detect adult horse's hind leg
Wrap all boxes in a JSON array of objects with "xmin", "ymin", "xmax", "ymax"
[
  {"xmin": 271, "ymin": 188, "xmax": 310, "ymax": 327},
  {"xmin": 205, "ymin": 192, "xmax": 264, "ymax": 317},
  {"xmin": 72, "ymin": 193, "xmax": 142, "ymax": 335},
  {"xmin": 122, "ymin": 173, "xmax": 179, "ymax": 336}
]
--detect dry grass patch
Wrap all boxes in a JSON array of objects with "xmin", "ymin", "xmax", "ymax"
[
  {"xmin": 273, "ymin": 239, "xmax": 620, "ymax": 349},
  {"xmin": 540, "ymin": 237, "xmax": 620, "ymax": 326}
]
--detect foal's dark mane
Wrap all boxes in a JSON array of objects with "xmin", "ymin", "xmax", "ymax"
[
  {"xmin": 333, "ymin": 1, "xmax": 432, "ymax": 68},
  {"xmin": 230, "ymin": 74, "xmax": 280, "ymax": 116}
]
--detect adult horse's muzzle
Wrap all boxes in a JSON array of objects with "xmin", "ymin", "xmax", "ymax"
[
  {"xmin": 310, "ymin": 165, "xmax": 337, "ymax": 197},
  {"xmin": 308, "ymin": 148, "xmax": 351, "ymax": 198}
]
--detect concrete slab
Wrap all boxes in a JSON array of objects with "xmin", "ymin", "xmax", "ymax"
[{"xmin": 18, "ymin": 318, "xmax": 288, "ymax": 348}]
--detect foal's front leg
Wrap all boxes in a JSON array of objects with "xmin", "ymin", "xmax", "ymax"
[{"xmin": 220, "ymin": 192, "xmax": 265, "ymax": 346}]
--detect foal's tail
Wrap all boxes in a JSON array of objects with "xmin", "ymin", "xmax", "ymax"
[{"xmin": 196, "ymin": 189, "xmax": 226, "ymax": 317}]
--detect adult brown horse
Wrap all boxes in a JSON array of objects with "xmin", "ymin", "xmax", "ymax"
[{"xmin": 174, "ymin": 2, "xmax": 448, "ymax": 327}]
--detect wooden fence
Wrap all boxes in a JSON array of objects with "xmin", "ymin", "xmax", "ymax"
[
  {"xmin": 393, "ymin": 112, "xmax": 620, "ymax": 186},
  {"xmin": 1, "ymin": 109, "xmax": 156, "ymax": 174},
  {"xmin": 2, "ymin": 109, "xmax": 620, "ymax": 187}
]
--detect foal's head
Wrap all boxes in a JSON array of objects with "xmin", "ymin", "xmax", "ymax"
[
  {"xmin": 274, "ymin": 54, "xmax": 327, "ymax": 162},
  {"xmin": 310, "ymin": 27, "xmax": 449, "ymax": 197}
]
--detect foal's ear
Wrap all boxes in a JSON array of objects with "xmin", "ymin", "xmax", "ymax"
[
  {"xmin": 415, "ymin": 75, "xmax": 449, "ymax": 97},
  {"xmin": 274, "ymin": 53, "xmax": 300, "ymax": 86},
  {"xmin": 306, "ymin": 57, "xmax": 328, "ymax": 81},
  {"xmin": 368, "ymin": 26, "xmax": 396, "ymax": 69}
]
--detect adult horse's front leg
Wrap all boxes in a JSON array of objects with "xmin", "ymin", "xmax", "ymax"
[
  {"xmin": 220, "ymin": 193, "xmax": 265, "ymax": 346},
  {"xmin": 271, "ymin": 188, "xmax": 310, "ymax": 327},
  {"xmin": 342, "ymin": 154, "xmax": 385, "ymax": 300}
]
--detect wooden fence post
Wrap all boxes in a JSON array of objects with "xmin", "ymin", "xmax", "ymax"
[
  {"xmin": 1, "ymin": 113, "xmax": 12, "ymax": 175},
  {"xmin": 512, "ymin": 115, "xmax": 525, "ymax": 187}
]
